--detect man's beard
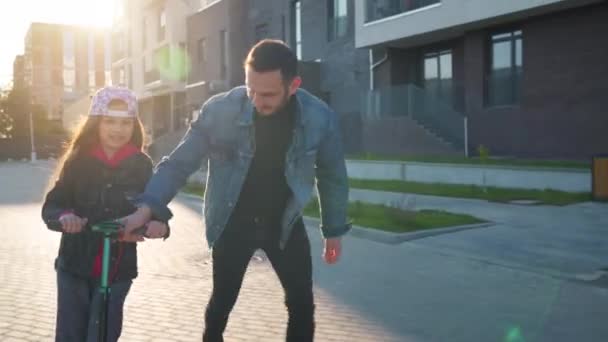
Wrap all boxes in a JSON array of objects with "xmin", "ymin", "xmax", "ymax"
[
  {"xmin": 259, "ymin": 86, "xmax": 291, "ymax": 115},
  {"xmin": 275, "ymin": 89, "xmax": 292, "ymax": 113}
]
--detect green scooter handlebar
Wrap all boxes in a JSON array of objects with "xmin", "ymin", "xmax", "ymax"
[{"xmin": 91, "ymin": 221, "xmax": 124, "ymax": 235}]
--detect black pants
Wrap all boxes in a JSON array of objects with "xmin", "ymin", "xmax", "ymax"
[
  {"xmin": 203, "ymin": 217, "xmax": 315, "ymax": 342},
  {"xmin": 55, "ymin": 270, "xmax": 132, "ymax": 342}
]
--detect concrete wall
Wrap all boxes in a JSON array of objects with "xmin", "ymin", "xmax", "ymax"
[
  {"xmin": 347, "ymin": 160, "xmax": 591, "ymax": 192},
  {"xmin": 186, "ymin": 0, "xmax": 248, "ymax": 111}
]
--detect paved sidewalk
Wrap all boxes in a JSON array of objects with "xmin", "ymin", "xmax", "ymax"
[
  {"xmin": 2, "ymin": 161, "xmax": 608, "ymax": 341},
  {"xmin": 350, "ymin": 188, "xmax": 608, "ymax": 278},
  {"xmin": 0, "ymin": 161, "xmax": 403, "ymax": 342}
]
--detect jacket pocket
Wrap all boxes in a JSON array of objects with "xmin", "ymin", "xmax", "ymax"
[{"xmin": 295, "ymin": 148, "xmax": 317, "ymax": 185}]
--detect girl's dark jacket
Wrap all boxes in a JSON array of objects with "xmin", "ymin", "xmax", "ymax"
[{"xmin": 41, "ymin": 146, "xmax": 162, "ymax": 282}]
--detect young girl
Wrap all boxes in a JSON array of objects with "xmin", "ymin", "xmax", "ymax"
[{"xmin": 42, "ymin": 86, "xmax": 169, "ymax": 342}]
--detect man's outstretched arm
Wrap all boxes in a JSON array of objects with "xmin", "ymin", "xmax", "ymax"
[{"xmin": 122, "ymin": 104, "xmax": 212, "ymax": 232}]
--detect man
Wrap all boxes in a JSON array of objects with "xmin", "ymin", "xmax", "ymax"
[{"xmin": 122, "ymin": 39, "xmax": 350, "ymax": 341}]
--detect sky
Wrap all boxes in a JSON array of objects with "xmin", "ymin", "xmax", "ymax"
[{"xmin": 0, "ymin": 0, "xmax": 116, "ymax": 89}]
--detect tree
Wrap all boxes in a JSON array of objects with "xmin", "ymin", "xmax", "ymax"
[
  {"xmin": 0, "ymin": 89, "xmax": 12, "ymax": 139},
  {"xmin": 0, "ymin": 109, "xmax": 15, "ymax": 140},
  {"xmin": 0, "ymin": 86, "xmax": 68, "ymax": 159}
]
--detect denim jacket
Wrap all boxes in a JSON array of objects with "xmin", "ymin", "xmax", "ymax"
[{"xmin": 135, "ymin": 86, "xmax": 351, "ymax": 249}]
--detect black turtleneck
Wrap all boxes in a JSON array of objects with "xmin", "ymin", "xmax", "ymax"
[{"xmin": 231, "ymin": 97, "xmax": 297, "ymax": 225}]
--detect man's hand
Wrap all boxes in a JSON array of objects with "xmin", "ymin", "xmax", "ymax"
[
  {"xmin": 117, "ymin": 231, "xmax": 145, "ymax": 243},
  {"xmin": 59, "ymin": 213, "xmax": 88, "ymax": 234},
  {"xmin": 323, "ymin": 237, "xmax": 342, "ymax": 264},
  {"xmin": 145, "ymin": 221, "xmax": 168, "ymax": 239},
  {"xmin": 118, "ymin": 206, "xmax": 152, "ymax": 234}
]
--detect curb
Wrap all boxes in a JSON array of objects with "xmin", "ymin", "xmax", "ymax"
[
  {"xmin": 303, "ymin": 217, "xmax": 494, "ymax": 245},
  {"xmin": 178, "ymin": 192, "xmax": 205, "ymax": 202}
]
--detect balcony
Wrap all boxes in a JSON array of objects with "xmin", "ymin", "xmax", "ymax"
[
  {"xmin": 144, "ymin": 69, "xmax": 161, "ymax": 85},
  {"xmin": 356, "ymin": 0, "xmax": 601, "ymax": 48},
  {"xmin": 365, "ymin": 0, "xmax": 440, "ymax": 23}
]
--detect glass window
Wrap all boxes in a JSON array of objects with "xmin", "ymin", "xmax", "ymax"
[
  {"xmin": 424, "ymin": 56, "xmax": 438, "ymax": 80},
  {"xmin": 366, "ymin": 0, "xmax": 440, "ymax": 23},
  {"xmin": 423, "ymin": 50, "xmax": 453, "ymax": 104},
  {"xmin": 197, "ymin": 38, "xmax": 206, "ymax": 63},
  {"xmin": 114, "ymin": 67, "xmax": 126, "ymax": 86},
  {"xmin": 63, "ymin": 30, "xmax": 75, "ymax": 93},
  {"xmin": 127, "ymin": 64, "xmax": 133, "ymax": 88},
  {"xmin": 158, "ymin": 9, "xmax": 166, "ymax": 41},
  {"xmin": 142, "ymin": 17, "xmax": 147, "ymax": 49},
  {"xmin": 219, "ymin": 30, "xmax": 228, "ymax": 80},
  {"xmin": 439, "ymin": 52, "xmax": 452, "ymax": 79},
  {"xmin": 328, "ymin": 0, "xmax": 348, "ymax": 41},
  {"xmin": 88, "ymin": 34, "xmax": 96, "ymax": 89},
  {"xmin": 293, "ymin": 1, "xmax": 302, "ymax": 59},
  {"xmin": 486, "ymin": 30, "xmax": 523, "ymax": 106},
  {"xmin": 104, "ymin": 33, "xmax": 111, "ymax": 86},
  {"xmin": 492, "ymin": 41, "xmax": 511, "ymax": 70}
]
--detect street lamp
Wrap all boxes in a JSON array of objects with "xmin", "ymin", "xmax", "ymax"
[{"xmin": 29, "ymin": 93, "xmax": 36, "ymax": 162}]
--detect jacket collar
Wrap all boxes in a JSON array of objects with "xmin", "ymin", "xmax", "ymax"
[{"xmin": 89, "ymin": 143, "xmax": 141, "ymax": 168}]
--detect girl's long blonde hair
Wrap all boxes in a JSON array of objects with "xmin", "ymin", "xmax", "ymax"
[{"xmin": 49, "ymin": 100, "xmax": 146, "ymax": 185}]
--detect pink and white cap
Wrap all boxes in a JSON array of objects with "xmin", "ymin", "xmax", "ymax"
[{"xmin": 89, "ymin": 86, "xmax": 138, "ymax": 118}]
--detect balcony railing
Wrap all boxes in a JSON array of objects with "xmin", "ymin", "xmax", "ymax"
[
  {"xmin": 361, "ymin": 83, "xmax": 466, "ymax": 148},
  {"xmin": 365, "ymin": 0, "xmax": 440, "ymax": 23}
]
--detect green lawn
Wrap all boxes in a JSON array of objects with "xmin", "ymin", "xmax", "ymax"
[
  {"xmin": 183, "ymin": 178, "xmax": 590, "ymax": 207},
  {"xmin": 347, "ymin": 154, "xmax": 590, "ymax": 169},
  {"xmin": 183, "ymin": 183, "xmax": 206, "ymax": 197},
  {"xmin": 349, "ymin": 179, "xmax": 591, "ymax": 206},
  {"xmin": 182, "ymin": 184, "xmax": 484, "ymax": 234},
  {"xmin": 303, "ymin": 199, "xmax": 483, "ymax": 234}
]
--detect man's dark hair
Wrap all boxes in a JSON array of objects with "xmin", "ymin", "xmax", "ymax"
[{"xmin": 244, "ymin": 39, "xmax": 298, "ymax": 81}]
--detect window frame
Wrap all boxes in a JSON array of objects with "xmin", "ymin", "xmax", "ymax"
[
  {"xmin": 197, "ymin": 38, "xmax": 206, "ymax": 64},
  {"xmin": 485, "ymin": 29, "xmax": 523, "ymax": 108},
  {"xmin": 158, "ymin": 8, "xmax": 166, "ymax": 42},
  {"xmin": 327, "ymin": 0, "xmax": 349, "ymax": 42}
]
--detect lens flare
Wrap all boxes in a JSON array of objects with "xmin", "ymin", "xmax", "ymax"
[
  {"xmin": 505, "ymin": 326, "xmax": 525, "ymax": 342},
  {"xmin": 154, "ymin": 45, "xmax": 191, "ymax": 81}
]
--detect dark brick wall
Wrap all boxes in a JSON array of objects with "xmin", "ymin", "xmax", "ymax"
[
  {"xmin": 373, "ymin": 3, "xmax": 608, "ymax": 159},
  {"xmin": 247, "ymin": 0, "xmax": 290, "ymax": 45},
  {"xmin": 465, "ymin": 3, "xmax": 608, "ymax": 159}
]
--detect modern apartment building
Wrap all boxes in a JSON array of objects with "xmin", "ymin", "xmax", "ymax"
[
  {"xmin": 12, "ymin": 55, "xmax": 25, "ymax": 90},
  {"xmin": 112, "ymin": 0, "xmax": 200, "ymax": 140},
  {"xmin": 185, "ymin": 0, "xmax": 369, "ymax": 153},
  {"xmin": 22, "ymin": 23, "xmax": 111, "ymax": 128},
  {"xmin": 355, "ymin": 0, "xmax": 608, "ymax": 159},
  {"xmin": 185, "ymin": 0, "xmax": 249, "ymax": 118}
]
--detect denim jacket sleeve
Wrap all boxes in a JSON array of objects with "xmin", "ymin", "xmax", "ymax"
[
  {"xmin": 314, "ymin": 107, "xmax": 351, "ymax": 239},
  {"xmin": 134, "ymin": 103, "xmax": 211, "ymax": 221}
]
